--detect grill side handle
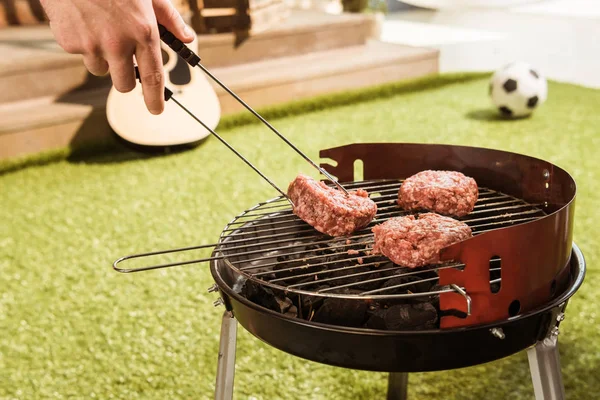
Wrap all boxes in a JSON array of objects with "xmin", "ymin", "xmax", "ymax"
[
  {"xmin": 112, "ymin": 242, "xmax": 221, "ymax": 273},
  {"xmin": 438, "ymin": 198, "xmax": 574, "ymax": 328}
]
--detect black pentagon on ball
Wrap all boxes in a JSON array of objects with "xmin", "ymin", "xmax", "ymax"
[
  {"xmin": 530, "ymin": 69, "xmax": 539, "ymax": 79},
  {"xmin": 503, "ymin": 79, "xmax": 517, "ymax": 93},
  {"xmin": 527, "ymin": 96, "xmax": 539, "ymax": 108},
  {"xmin": 499, "ymin": 106, "xmax": 513, "ymax": 116}
]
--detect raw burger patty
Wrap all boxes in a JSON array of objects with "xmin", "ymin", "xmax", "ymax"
[
  {"xmin": 398, "ymin": 170, "xmax": 479, "ymax": 217},
  {"xmin": 287, "ymin": 174, "xmax": 377, "ymax": 236},
  {"xmin": 372, "ymin": 213, "xmax": 472, "ymax": 268}
]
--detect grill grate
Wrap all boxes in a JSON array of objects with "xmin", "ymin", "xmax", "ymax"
[{"xmin": 217, "ymin": 179, "xmax": 547, "ymax": 300}]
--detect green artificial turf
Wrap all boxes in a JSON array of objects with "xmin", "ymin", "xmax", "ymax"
[{"xmin": 1, "ymin": 73, "xmax": 599, "ymax": 400}]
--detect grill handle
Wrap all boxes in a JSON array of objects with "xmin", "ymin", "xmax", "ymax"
[{"xmin": 112, "ymin": 242, "xmax": 221, "ymax": 273}]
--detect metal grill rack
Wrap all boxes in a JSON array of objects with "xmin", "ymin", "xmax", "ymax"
[{"xmin": 215, "ymin": 178, "xmax": 547, "ymax": 301}]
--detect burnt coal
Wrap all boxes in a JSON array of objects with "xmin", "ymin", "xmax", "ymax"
[
  {"xmin": 241, "ymin": 279, "xmax": 280, "ymax": 312},
  {"xmin": 313, "ymin": 290, "xmax": 367, "ymax": 327},
  {"xmin": 325, "ymin": 268, "xmax": 383, "ymax": 292},
  {"xmin": 241, "ymin": 279, "xmax": 297, "ymax": 316},
  {"xmin": 276, "ymin": 296, "xmax": 294, "ymax": 313},
  {"xmin": 366, "ymin": 303, "xmax": 438, "ymax": 330},
  {"xmin": 364, "ymin": 308, "xmax": 387, "ymax": 330},
  {"xmin": 354, "ymin": 271, "xmax": 389, "ymax": 291},
  {"xmin": 380, "ymin": 274, "xmax": 434, "ymax": 295},
  {"xmin": 238, "ymin": 236, "xmax": 452, "ymax": 331},
  {"xmin": 284, "ymin": 305, "xmax": 298, "ymax": 318},
  {"xmin": 297, "ymin": 286, "xmax": 329, "ymax": 318}
]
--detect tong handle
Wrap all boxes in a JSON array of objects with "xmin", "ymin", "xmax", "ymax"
[
  {"xmin": 154, "ymin": 23, "xmax": 349, "ymax": 196},
  {"xmin": 157, "ymin": 23, "xmax": 200, "ymax": 67},
  {"xmin": 132, "ymin": 69, "xmax": 294, "ymax": 206}
]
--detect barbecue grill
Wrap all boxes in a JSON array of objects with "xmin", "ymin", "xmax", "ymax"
[
  {"xmin": 114, "ymin": 143, "xmax": 584, "ymax": 400},
  {"xmin": 113, "ymin": 25, "xmax": 585, "ymax": 400}
]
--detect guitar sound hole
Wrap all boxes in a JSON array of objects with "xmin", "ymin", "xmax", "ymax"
[
  {"xmin": 161, "ymin": 49, "xmax": 170, "ymax": 66},
  {"xmin": 170, "ymin": 56, "xmax": 191, "ymax": 85}
]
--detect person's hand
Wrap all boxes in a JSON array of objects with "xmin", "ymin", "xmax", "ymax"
[{"xmin": 40, "ymin": 0, "xmax": 195, "ymax": 115}]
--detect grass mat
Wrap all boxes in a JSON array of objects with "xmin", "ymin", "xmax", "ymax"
[{"xmin": 1, "ymin": 74, "xmax": 598, "ymax": 399}]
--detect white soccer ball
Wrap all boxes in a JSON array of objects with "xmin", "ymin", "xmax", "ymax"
[{"xmin": 489, "ymin": 62, "xmax": 548, "ymax": 118}]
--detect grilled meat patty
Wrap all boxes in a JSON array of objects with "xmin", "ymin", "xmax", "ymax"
[
  {"xmin": 372, "ymin": 213, "xmax": 472, "ymax": 268},
  {"xmin": 288, "ymin": 174, "xmax": 378, "ymax": 237},
  {"xmin": 398, "ymin": 170, "xmax": 479, "ymax": 217}
]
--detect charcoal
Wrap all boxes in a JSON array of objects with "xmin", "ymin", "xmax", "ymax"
[
  {"xmin": 312, "ymin": 289, "xmax": 367, "ymax": 327},
  {"xmin": 312, "ymin": 298, "xmax": 367, "ymax": 327},
  {"xmin": 278, "ymin": 274, "xmax": 323, "ymax": 288},
  {"xmin": 365, "ymin": 307, "xmax": 387, "ymax": 330},
  {"xmin": 349, "ymin": 235, "xmax": 375, "ymax": 247},
  {"xmin": 418, "ymin": 293, "xmax": 440, "ymax": 308},
  {"xmin": 366, "ymin": 301, "xmax": 386, "ymax": 314},
  {"xmin": 284, "ymin": 305, "xmax": 298, "ymax": 318},
  {"xmin": 274, "ymin": 241, "xmax": 311, "ymax": 262},
  {"xmin": 297, "ymin": 276, "xmax": 322, "ymax": 286},
  {"xmin": 272, "ymin": 262, "xmax": 326, "ymax": 281},
  {"xmin": 241, "ymin": 234, "xmax": 445, "ymax": 329},
  {"xmin": 393, "ymin": 268, "xmax": 439, "ymax": 280},
  {"xmin": 417, "ymin": 284, "xmax": 440, "ymax": 308},
  {"xmin": 379, "ymin": 264, "xmax": 400, "ymax": 277},
  {"xmin": 272, "ymin": 262, "xmax": 303, "ymax": 278},
  {"xmin": 429, "ymin": 284, "xmax": 444, "ymax": 292},
  {"xmin": 380, "ymin": 275, "xmax": 434, "ymax": 295},
  {"xmin": 276, "ymin": 296, "xmax": 294, "ymax": 313},
  {"xmin": 323, "ymin": 257, "xmax": 349, "ymax": 269},
  {"xmin": 343, "ymin": 237, "xmax": 371, "ymax": 253},
  {"xmin": 354, "ymin": 271, "xmax": 387, "ymax": 291},
  {"xmin": 316, "ymin": 242, "xmax": 352, "ymax": 264},
  {"xmin": 383, "ymin": 303, "xmax": 438, "ymax": 330},
  {"xmin": 326, "ymin": 267, "xmax": 368, "ymax": 289},
  {"xmin": 241, "ymin": 280, "xmax": 281, "ymax": 313},
  {"xmin": 297, "ymin": 287, "xmax": 329, "ymax": 318},
  {"xmin": 275, "ymin": 254, "xmax": 303, "ymax": 263},
  {"xmin": 324, "ymin": 239, "xmax": 349, "ymax": 252},
  {"xmin": 365, "ymin": 301, "xmax": 388, "ymax": 329}
]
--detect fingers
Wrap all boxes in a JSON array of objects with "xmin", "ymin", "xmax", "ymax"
[
  {"xmin": 135, "ymin": 36, "xmax": 165, "ymax": 115},
  {"xmin": 83, "ymin": 54, "xmax": 109, "ymax": 76},
  {"xmin": 108, "ymin": 54, "xmax": 137, "ymax": 94},
  {"xmin": 153, "ymin": 0, "xmax": 195, "ymax": 43}
]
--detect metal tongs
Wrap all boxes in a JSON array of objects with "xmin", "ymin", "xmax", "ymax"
[{"xmin": 135, "ymin": 24, "xmax": 349, "ymax": 206}]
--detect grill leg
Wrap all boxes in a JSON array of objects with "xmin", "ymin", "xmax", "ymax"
[
  {"xmin": 387, "ymin": 373, "xmax": 408, "ymax": 400},
  {"xmin": 215, "ymin": 311, "xmax": 237, "ymax": 400},
  {"xmin": 527, "ymin": 332, "xmax": 565, "ymax": 400}
]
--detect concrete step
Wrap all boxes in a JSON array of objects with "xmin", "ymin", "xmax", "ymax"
[
  {"xmin": 211, "ymin": 40, "xmax": 439, "ymax": 114},
  {"xmin": 198, "ymin": 9, "xmax": 377, "ymax": 68},
  {"xmin": 0, "ymin": 40, "xmax": 439, "ymax": 161},
  {"xmin": 0, "ymin": 25, "xmax": 89, "ymax": 105},
  {"xmin": 0, "ymin": 10, "xmax": 376, "ymax": 105}
]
